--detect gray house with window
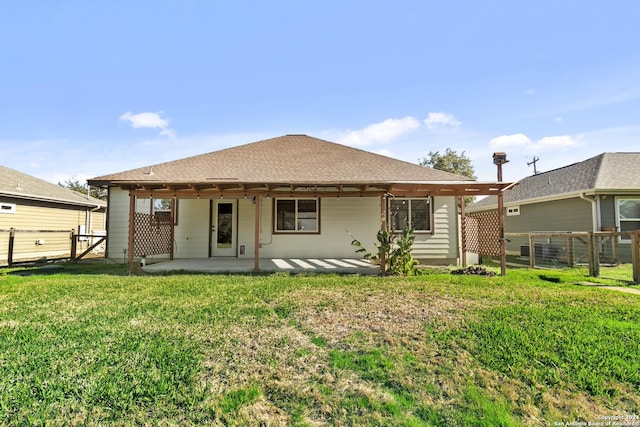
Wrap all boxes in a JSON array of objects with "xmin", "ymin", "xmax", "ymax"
[
  {"xmin": 88, "ymin": 135, "xmax": 511, "ymax": 270},
  {"xmin": 467, "ymin": 152, "xmax": 640, "ymax": 254}
]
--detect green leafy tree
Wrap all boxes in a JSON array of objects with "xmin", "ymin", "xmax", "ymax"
[
  {"xmin": 58, "ymin": 178, "xmax": 107, "ymax": 201},
  {"xmin": 420, "ymin": 148, "xmax": 476, "ymax": 204}
]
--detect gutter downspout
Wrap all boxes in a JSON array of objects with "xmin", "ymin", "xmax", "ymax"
[{"xmin": 579, "ymin": 193, "xmax": 598, "ymax": 232}]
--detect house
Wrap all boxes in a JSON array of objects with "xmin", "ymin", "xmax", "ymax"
[
  {"xmin": 0, "ymin": 165, "xmax": 107, "ymax": 266},
  {"xmin": 467, "ymin": 152, "xmax": 640, "ymax": 257},
  {"xmin": 88, "ymin": 135, "xmax": 511, "ymax": 270}
]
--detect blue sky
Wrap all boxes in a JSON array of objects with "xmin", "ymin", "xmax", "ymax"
[{"xmin": 2, "ymin": 1, "xmax": 639, "ymax": 185}]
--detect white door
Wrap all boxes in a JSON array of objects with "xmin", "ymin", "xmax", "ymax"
[{"xmin": 212, "ymin": 200, "xmax": 237, "ymax": 256}]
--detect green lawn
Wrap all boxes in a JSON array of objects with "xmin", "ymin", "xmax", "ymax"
[{"xmin": 1, "ymin": 264, "xmax": 639, "ymax": 425}]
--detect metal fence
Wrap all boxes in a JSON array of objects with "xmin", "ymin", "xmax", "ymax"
[
  {"xmin": 0, "ymin": 228, "xmax": 106, "ymax": 267},
  {"xmin": 505, "ymin": 231, "xmax": 640, "ymax": 284}
]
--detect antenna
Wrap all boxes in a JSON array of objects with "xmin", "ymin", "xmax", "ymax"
[{"xmin": 527, "ymin": 156, "xmax": 540, "ymax": 175}]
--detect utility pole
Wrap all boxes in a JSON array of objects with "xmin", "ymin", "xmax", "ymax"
[{"xmin": 527, "ymin": 156, "xmax": 540, "ymax": 175}]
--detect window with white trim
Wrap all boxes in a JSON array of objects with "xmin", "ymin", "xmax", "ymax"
[
  {"xmin": 0, "ymin": 203, "xmax": 16, "ymax": 214},
  {"xmin": 152, "ymin": 198, "xmax": 177, "ymax": 225},
  {"xmin": 616, "ymin": 198, "xmax": 640, "ymax": 234},
  {"xmin": 274, "ymin": 198, "xmax": 319, "ymax": 233},
  {"xmin": 389, "ymin": 198, "xmax": 432, "ymax": 232}
]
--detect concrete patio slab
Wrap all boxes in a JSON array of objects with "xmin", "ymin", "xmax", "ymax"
[{"xmin": 142, "ymin": 257, "xmax": 380, "ymax": 275}]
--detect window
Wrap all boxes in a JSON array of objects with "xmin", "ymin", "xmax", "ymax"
[
  {"xmin": 507, "ymin": 206, "xmax": 520, "ymax": 216},
  {"xmin": 616, "ymin": 198, "xmax": 640, "ymax": 233},
  {"xmin": 275, "ymin": 199, "xmax": 318, "ymax": 233},
  {"xmin": 389, "ymin": 198, "xmax": 432, "ymax": 232},
  {"xmin": 153, "ymin": 198, "xmax": 177, "ymax": 225},
  {"xmin": 0, "ymin": 203, "xmax": 16, "ymax": 214}
]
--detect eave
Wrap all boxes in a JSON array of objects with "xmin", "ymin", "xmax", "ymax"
[{"xmin": 94, "ymin": 179, "xmax": 515, "ymax": 198}]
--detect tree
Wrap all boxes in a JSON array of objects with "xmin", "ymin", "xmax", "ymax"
[
  {"xmin": 419, "ymin": 148, "xmax": 476, "ymax": 179},
  {"xmin": 58, "ymin": 178, "xmax": 107, "ymax": 201},
  {"xmin": 419, "ymin": 148, "xmax": 476, "ymax": 204}
]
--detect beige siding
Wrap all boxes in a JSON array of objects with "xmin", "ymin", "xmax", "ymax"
[
  {"xmin": 105, "ymin": 188, "xmax": 130, "ymax": 261},
  {"xmin": 256, "ymin": 197, "xmax": 380, "ymax": 259},
  {"xmin": 173, "ymin": 199, "xmax": 210, "ymax": 258},
  {"xmin": 413, "ymin": 196, "xmax": 458, "ymax": 264},
  {"xmin": 237, "ymin": 198, "xmax": 257, "ymax": 258},
  {"xmin": 0, "ymin": 197, "xmax": 105, "ymax": 264},
  {"xmin": 104, "ymin": 192, "xmax": 461, "ymax": 264}
]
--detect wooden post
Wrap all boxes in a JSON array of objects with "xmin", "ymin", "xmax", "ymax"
[
  {"xmin": 8, "ymin": 228, "xmax": 15, "ymax": 267},
  {"xmin": 380, "ymin": 194, "xmax": 387, "ymax": 275},
  {"xmin": 460, "ymin": 196, "xmax": 467, "ymax": 267},
  {"xmin": 632, "ymin": 231, "xmax": 640, "ymax": 285},
  {"xmin": 70, "ymin": 229, "xmax": 77, "ymax": 260},
  {"xmin": 170, "ymin": 197, "xmax": 176, "ymax": 260},
  {"xmin": 566, "ymin": 234, "xmax": 574, "ymax": 267},
  {"xmin": 254, "ymin": 194, "xmax": 260, "ymax": 272},
  {"xmin": 127, "ymin": 192, "xmax": 135, "ymax": 265},
  {"xmin": 529, "ymin": 233, "xmax": 535, "ymax": 268},
  {"xmin": 588, "ymin": 232, "xmax": 600, "ymax": 278}
]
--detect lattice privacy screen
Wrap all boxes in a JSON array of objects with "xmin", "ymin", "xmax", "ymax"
[
  {"xmin": 133, "ymin": 212, "xmax": 172, "ymax": 257},
  {"xmin": 464, "ymin": 212, "xmax": 500, "ymax": 256}
]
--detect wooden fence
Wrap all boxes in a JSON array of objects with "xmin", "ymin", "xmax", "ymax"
[{"xmin": 0, "ymin": 228, "xmax": 106, "ymax": 267}]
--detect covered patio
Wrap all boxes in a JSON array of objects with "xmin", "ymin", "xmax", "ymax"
[
  {"xmin": 142, "ymin": 257, "xmax": 379, "ymax": 274},
  {"xmin": 88, "ymin": 135, "xmax": 515, "ymax": 273}
]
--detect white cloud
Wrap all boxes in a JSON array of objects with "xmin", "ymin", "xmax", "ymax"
[
  {"xmin": 489, "ymin": 133, "xmax": 581, "ymax": 153},
  {"xmin": 120, "ymin": 111, "xmax": 176, "ymax": 138},
  {"xmin": 424, "ymin": 112, "xmax": 462, "ymax": 129},
  {"xmin": 489, "ymin": 133, "xmax": 532, "ymax": 149},
  {"xmin": 524, "ymin": 88, "xmax": 535, "ymax": 95},
  {"xmin": 533, "ymin": 135, "xmax": 581, "ymax": 151},
  {"xmin": 554, "ymin": 116, "xmax": 563, "ymax": 122},
  {"xmin": 336, "ymin": 117, "xmax": 420, "ymax": 146}
]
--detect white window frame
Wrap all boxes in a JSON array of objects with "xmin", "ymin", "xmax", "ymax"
[
  {"xmin": 0, "ymin": 203, "xmax": 16, "ymax": 214},
  {"xmin": 507, "ymin": 206, "xmax": 520, "ymax": 216},
  {"xmin": 274, "ymin": 198, "xmax": 319, "ymax": 233},
  {"xmin": 152, "ymin": 198, "xmax": 177, "ymax": 225},
  {"xmin": 388, "ymin": 197, "xmax": 433, "ymax": 233},
  {"xmin": 615, "ymin": 197, "xmax": 640, "ymax": 241}
]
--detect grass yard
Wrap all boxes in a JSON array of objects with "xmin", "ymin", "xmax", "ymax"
[{"xmin": 0, "ymin": 264, "xmax": 639, "ymax": 425}]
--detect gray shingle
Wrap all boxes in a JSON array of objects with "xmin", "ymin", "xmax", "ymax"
[{"xmin": 469, "ymin": 152, "xmax": 640, "ymax": 210}]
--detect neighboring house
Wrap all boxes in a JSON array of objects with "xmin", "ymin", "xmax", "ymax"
[
  {"xmin": 467, "ymin": 152, "xmax": 640, "ymax": 255},
  {"xmin": 88, "ymin": 135, "xmax": 511, "ymax": 269},
  {"xmin": 1, "ymin": 165, "xmax": 107, "ymax": 265}
]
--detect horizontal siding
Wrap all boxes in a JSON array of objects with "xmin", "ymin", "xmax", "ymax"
[
  {"xmin": 412, "ymin": 196, "xmax": 458, "ymax": 264},
  {"xmin": 237, "ymin": 199, "xmax": 256, "ymax": 258},
  {"xmin": 103, "ymin": 193, "xmax": 461, "ymax": 264},
  {"xmin": 0, "ymin": 197, "xmax": 106, "ymax": 264},
  {"xmin": 106, "ymin": 188, "xmax": 130, "ymax": 261},
  {"xmin": 174, "ymin": 199, "xmax": 210, "ymax": 258},
  {"xmin": 258, "ymin": 197, "xmax": 380, "ymax": 259},
  {"xmin": 504, "ymin": 197, "xmax": 593, "ymax": 253}
]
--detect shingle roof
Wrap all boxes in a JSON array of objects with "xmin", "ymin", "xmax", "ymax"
[
  {"xmin": 469, "ymin": 152, "xmax": 640, "ymax": 211},
  {"xmin": 0, "ymin": 165, "xmax": 106, "ymax": 207},
  {"xmin": 89, "ymin": 134, "xmax": 473, "ymax": 186}
]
